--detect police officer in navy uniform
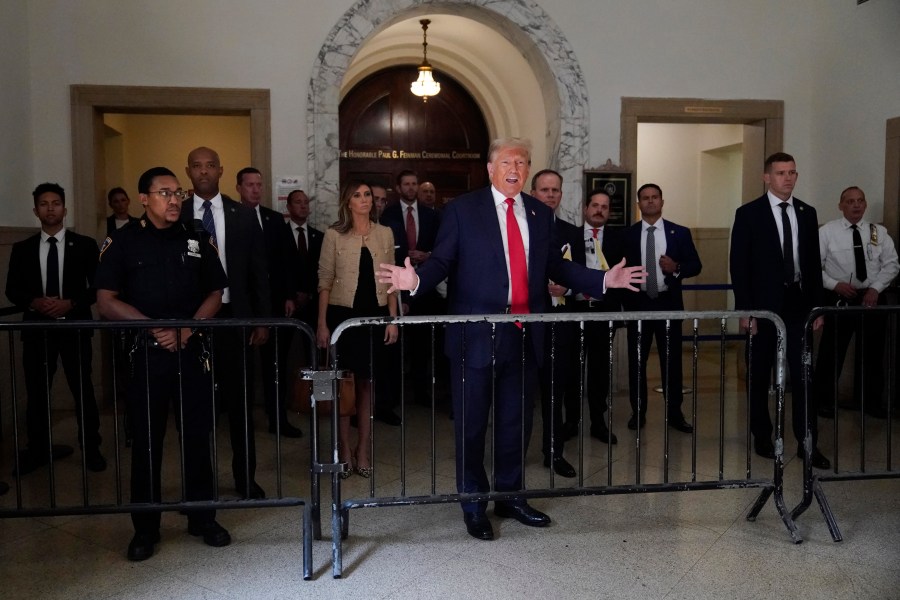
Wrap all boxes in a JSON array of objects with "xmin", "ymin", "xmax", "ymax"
[{"xmin": 95, "ymin": 167, "xmax": 231, "ymax": 562}]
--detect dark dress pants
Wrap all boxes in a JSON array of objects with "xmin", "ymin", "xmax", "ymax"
[
  {"xmin": 584, "ymin": 318, "xmax": 616, "ymax": 429},
  {"xmin": 22, "ymin": 329, "xmax": 101, "ymax": 454},
  {"xmin": 450, "ymin": 324, "xmax": 537, "ymax": 515},
  {"xmin": 129, "ymin": 344, "xmax": 216, "ymax": 534},
  {"xmin": 814, "ymin": 293, "xmax": 886, "ymax": 412},
  {"xmin": 746, "ymin": 284, "xmax": 817, "ymax": 447},
  {"xmin": 626, "ymin": 292, "xmax": 684, "ymax": 419},
  {"xmin": 214, "ymin": 305, "xmax": 257, "ymax": 488},
  {"xmin": 538, "ymin": 317, "xmax": 579, "ymax": 459}
]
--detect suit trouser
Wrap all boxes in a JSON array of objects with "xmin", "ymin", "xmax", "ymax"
[
  {"xmin": 626, "ymin": 312, "xmax": 684, "ymax": 419},
  {"xmin": 129, "ymin": 343, "xmax": 215, "ymax": 534},
  {"xmin": 746, "ymin": 285, "xmax": 817, "ymax": 446},
  {"xmin": 814, "ymin": 293, "xmax": 886, "ymax": 410},
  {"xmin": 450, "ymin": 325, "xmax": 536, "ymax": 514},
  {"xmin": 583, "ymin": 317, "xmax": 616, "ymax": 429},
  {"xmin": 538, "ymin": 317, "xmax": 579, "ymax": 459},
  {"xmin": 214, "ymin": 305, "xmax": 257, "ymax": 487},
  {"xmin": 22, "ymin": 330, "xmax": 101, "ymax": 453}
]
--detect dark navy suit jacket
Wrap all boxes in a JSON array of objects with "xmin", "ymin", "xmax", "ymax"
[
  {"xmin": 180, "ymin": 195, "xmax": 270, "ymax": 318},
  {"xmin": 730, "ymin": 194, "xmax": 822, "ymax": 313},
  {"xmin": 414, "ymin": 187, "xmax": 608, "ymax": 368},
  {"xmin": 622, "ymin": 219, "xmax": 701, "ymax": 311},
  {"xmin": 6, "ymin": 230, "xmax": 99, "ymax": 323}
]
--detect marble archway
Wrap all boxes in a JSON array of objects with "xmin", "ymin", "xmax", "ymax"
[{"xmin": 307, "ymin": 0, "xmax": 589, "ymax": 225}]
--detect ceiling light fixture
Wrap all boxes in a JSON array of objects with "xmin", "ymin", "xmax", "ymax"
[{"xmin": 410, "ymin": 19, "xmax": 441, "ymax": 102}]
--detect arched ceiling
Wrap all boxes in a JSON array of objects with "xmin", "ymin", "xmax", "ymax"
[{"xmin": 341, "ymin": 14, "xmax": 547, "ymax": 163}]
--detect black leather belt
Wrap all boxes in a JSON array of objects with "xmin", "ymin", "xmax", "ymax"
[{"xmin": 573, "ymin": 299, "xmax": 604, "ymax": 309}]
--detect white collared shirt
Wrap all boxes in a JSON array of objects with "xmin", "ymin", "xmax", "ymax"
[
  {"xmin": 39, "ymin": 228, "xmax": 66, "ymax": 297},
  {"xmin": 582, "ymin": 223, "xmax": 605, "ymax": 271},
  {"xmin": 491, "ymin": 186, "xmax": 530, "ymax": 305},
  {"xmin": 819, "ymin": 217, "xmax": 899, "ymax": 292},
  {"xmin": 767, "ymin": 191, "xmax": 800, "ymax": 282},
  {"xmin": 640, "ymin": 219, "xmax": 668, "ymax": 293},
  {"xmin": 193, "ymin": 193, "xmax": 229, "ymax": 303}
]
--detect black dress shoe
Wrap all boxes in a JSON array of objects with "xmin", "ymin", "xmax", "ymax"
[
  {"xmin": 797, "ymin": 445, "xmax": 831, "ymax": 470},
  {"xmin": 754, "ymin": 439, "xmax": 776, "ymax": 460},
  {"xmin": 494, "ymin": 502, "xmax": 551, "ymax": 527},
  {"xmin": 668, "ymin": 415, "xmax": 693, "ymax": 434},
  {"xmin": 188, "ymin": 520, "xmax": 231, "ymax": 547},
  {"xmin": 374, "ymin": 409, "xmax": 402, "ymax": 426},
  {"xmin": 12, "ymin": 444, "xmax": 74, "ymax": 477},
  {"xmin": 590, "ymin": 423, "xmax": 618, "ymax": 444},
  {"xmin": 85, "ymin": 447, "xmax": 107, "ymax": 472},
  {"xmin": 626, "ymin": 414, "xmax": 646, "ymax": 431},
  {"xmin": 463, "ymin": 512, "xmax": 494, "ymax": 540},
  {"xmin": 543, "ymin": 456, "xmax": 576, "ymax": 478},
  {"xmin": 236, "ymin": 480, "xmax": 266, "ymax": 499},
  {"xmin": 268, "ymin": 422, "xmax": 304, "ymax": 438},
  {"xmin": 127, "ymin": 531, "xmax": 160, "ymax": 561}
]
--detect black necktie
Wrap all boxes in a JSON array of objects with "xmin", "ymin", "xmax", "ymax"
[
  {"xmin": 201, "ymin": 200, "xmax": 217, "ymax": 245},
  {"xmin": 779, "ymin": 202, "xmax": 795, "ymax": 285},
  {"xmin": 46, "ymin": 236, "xmax": 60, "ymax": 297},
  {"xmin": 645, "ymin": 226, "xmax": 658, "ymax": 299},
  {"xmin": 851, "ymin": 224, "xmax": 867, "ymax": 283},
  {"xmin": 296, "ymin": 225, "xmax": 307, "ymax": 256}
]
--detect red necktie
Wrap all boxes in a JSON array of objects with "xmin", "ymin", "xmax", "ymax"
[
  {"xmin": 406, "ymin": 205, "xmax": 417, "ymax": 251},
  {"xmin": 505, "ymin": 198, "xmax": 529, "ymax": 316}
]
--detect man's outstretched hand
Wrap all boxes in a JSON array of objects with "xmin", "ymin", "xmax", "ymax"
[
  {"xmin": 377, "ymin": 257, "xmax": 418, "ymax": 294},
  {"xmin": 605, "ymin": 258, "xmax": 647, "ymax": 291}
]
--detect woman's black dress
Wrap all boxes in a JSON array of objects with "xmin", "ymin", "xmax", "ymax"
[{"xmin": 325, "ymin": 246, "xmax": 387, "ymax": 379}]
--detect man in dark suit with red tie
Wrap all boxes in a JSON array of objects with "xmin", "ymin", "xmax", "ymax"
[
  {"xmin": 380, "ymin": 170, "xmax": 443, "ymax": 408},
  {"xmin": 377, "ymin": 138, "xmax": 646, "ymax": 540},
  {"xmin": 730, "ymin": 152, "xmax": 829, "ymax": 469},
  {"xmin": 181, "ymin": 147, "xmax": 271, "ymax": 498},
  {"xmin": 622, "ymin": 184, "xmax": 700, "ymax": 434},
  {"xmin": 6, "ymin": 182, "xmax": 106, "ymax": 475}
]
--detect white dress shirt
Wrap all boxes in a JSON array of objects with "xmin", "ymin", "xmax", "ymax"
[
  {"xmin": 640, "ymin": 219, "xmax": 668, "ymax": 293},
  {"xmin": 819, "ymin": 217, "xmax": 900, "ymax": 292},
  {"xmin": 491, "ymin": 186, "xmax": 530, "ymax": 305},
  {"xmin": 193, "ymin": 193, "xmax": 229, "ymax": 303},
  {"xmin": 39, "ymin": 228, "xmax": 66, "ymax": 297},
  {"xmin": 767, "ymin": 191, "xmax": 801, "ymax": 282}
]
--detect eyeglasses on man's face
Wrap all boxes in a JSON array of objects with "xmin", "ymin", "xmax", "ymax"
[{"xmin": 148, "ymin": 189, "xmax": 190, "ymax": 201}]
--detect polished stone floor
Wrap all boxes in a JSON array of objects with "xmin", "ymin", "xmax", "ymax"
[{"xmin": 1, "ymin": 344, "xmax": 899, "ymax": 599}]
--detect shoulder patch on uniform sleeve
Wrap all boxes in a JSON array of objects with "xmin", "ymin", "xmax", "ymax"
[{"xmin": 98, "ymin": 237, "xmax": 113, "ymax": 260}]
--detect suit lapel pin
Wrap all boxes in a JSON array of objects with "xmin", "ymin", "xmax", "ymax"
[
  {"xmin": 531, "ymin": 210, "xmax": 535, "ymax": 216},
  {"xmin": 798, "ymin": 205, "xmax": 804, "ymax": 212},
  {"xmin": 669, "ymin": 229, "xmax": 674, "ymax": 235}
]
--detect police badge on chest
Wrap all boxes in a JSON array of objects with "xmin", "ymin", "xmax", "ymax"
[{"xmin": 187, "ymin": 238, "xmax": 201, "ymax": 258}]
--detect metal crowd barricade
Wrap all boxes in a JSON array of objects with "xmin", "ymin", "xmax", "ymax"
[
  {"xmin": 0, "ymin": 318, "xmax": 315, "ymax": 580},
  {"xmin": 792, "ymin": 305, "xmax": 899, "ymax": 541},
  {"xmin": 320, "ymin": 310, "xmax": 799, "ymax": 578}
]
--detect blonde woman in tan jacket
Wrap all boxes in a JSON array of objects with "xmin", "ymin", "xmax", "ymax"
[{"xmin": 317, "ymin": 181, "xmax": 399, "ymax": 478}]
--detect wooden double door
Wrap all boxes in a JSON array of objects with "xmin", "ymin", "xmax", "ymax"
[{"xmin": 340, "ymin": 66, "xmax": 490, "ymax": 206}]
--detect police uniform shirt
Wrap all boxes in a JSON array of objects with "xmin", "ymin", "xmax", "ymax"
[
  {"xmin": 819, "ymin": 217, "xmax": 900, "ymax": 292},
  {"xmin": 95, "ymin": 217, "xmax": 227, "ymax": 318}
]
